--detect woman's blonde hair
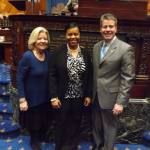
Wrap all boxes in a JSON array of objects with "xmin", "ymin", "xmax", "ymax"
[{"xmin": 28, "ymin": 26, "xmax": 50, "ymax": 50}]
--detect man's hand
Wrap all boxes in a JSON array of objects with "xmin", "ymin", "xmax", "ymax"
[{"xmin": 112, "ymin": 103, "xmax": 123, "ymax": 115}]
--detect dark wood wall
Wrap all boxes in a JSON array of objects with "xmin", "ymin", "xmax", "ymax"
[
  {"xmin": 79, "ymin": 0, "xmax": 148, "ymax": 21},
  {"xmin": 9, "ymin": 15, "xmax": 150, "ymax": 99}
]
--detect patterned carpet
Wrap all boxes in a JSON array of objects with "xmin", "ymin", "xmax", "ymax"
[{"xmin": 0, "ymin": 135, "xmax": 149, "ymax": 150}]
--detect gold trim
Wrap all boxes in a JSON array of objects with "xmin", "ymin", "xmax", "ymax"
[
  {"xmin": 147, "ymin": 0, "xmax": 150, "ymax": 16},
  {"xmin": 136, "ymin": 75, "xmax": 150, "ymax": 80}
]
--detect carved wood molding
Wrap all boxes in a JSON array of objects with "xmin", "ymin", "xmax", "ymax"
[{"xmin": 148, "ymin": 0, "xmax": 150, "ymax": 16}]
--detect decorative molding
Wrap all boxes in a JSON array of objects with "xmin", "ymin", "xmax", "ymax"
[{"xmin": 148, "ymin": 0, "xmax": 150, "ymax": 16}]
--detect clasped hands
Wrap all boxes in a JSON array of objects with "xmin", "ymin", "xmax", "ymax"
[{"xmin": 51, "ymin": 97, "xmax": 91, "ymax": 109}]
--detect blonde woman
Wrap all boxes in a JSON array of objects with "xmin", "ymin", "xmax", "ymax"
[{"xmin": 17, "ymin": 27, "xmax": 52, "ymax": 150}]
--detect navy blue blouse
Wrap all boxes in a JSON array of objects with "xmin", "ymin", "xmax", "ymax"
[{"xmin": 17, "ymin": 50, "xmax": 50, "ymax": 108}]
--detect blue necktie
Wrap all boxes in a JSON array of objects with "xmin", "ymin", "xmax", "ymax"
[{"xmin": 100, "ymin": 44, "xmax": 107, "ymax": 60}]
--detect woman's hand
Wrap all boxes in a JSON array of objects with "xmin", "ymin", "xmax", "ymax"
[
  {"xmin": 84, "ymin": 97, "xmax": 91, "ymax": 107},
  {"xmin": 51, "ymin": 98, "xmax": 61, "ymax": 109},
  {"xmin": 19, "ymin": 98, "xmax": 28, "ymax": 111}
]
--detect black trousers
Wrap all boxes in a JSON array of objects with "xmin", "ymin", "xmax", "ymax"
[{"xmin": 54, "ymin": 98, "xmax": 83, "ymax": 150}]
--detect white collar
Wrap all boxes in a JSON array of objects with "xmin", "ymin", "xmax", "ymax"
[
  {"xmin": 103, "ymin": 36, "xmax": 116, "ymax": 47},
  {"xmin": 67, "ymin": 44, "xmax": 81, "ymax": 52}
]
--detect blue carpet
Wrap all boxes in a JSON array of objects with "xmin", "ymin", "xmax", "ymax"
[{"xmin": 0, "ymin": 135, "xmax": 149, "ymax": 150}]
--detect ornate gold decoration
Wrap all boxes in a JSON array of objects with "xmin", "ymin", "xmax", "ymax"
[
  {"xmin": 148, "ymin": 0, "xmax": 150, "ymax": 16},
  {"xmin": 0, "ymin": 0, "xmax": 25, "ymax": 17}
]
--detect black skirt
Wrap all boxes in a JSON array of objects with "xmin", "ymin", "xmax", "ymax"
[{"xmin": 19, "ymin": 102, "xmax": 52, "ymax": 131}]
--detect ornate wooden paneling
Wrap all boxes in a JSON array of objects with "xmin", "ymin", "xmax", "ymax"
[
  {"xmin": 79, "ymin": 0, "xmax": 148, "ymax": 20},
  {"xmin": 0, "ymin": 29, "xmax": 13, "ymax": 64},
  {"xmin": 9, "ymin": 15, "xmax": 150, "ymax": 98}
]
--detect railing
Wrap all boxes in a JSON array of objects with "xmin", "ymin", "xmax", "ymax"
[{"xmin": 0, "ymin": 17, "xmax": 12, "ymax": 30}]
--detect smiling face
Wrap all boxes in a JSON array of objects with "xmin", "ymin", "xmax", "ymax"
[
  {"xmin": 66, "ymin": 26, "xmax": 80, "ymax": 49},
  {"xmin": 34, "ymin": 31, "xmax": 48, "ymax": 52},
  {"xmin": 100, "ymin": 19, "xmax": 117, "ymax": 43}
]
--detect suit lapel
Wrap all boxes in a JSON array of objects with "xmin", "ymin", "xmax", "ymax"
[
  {"xmin": 94, "ymin": 42, "xmax": 103, "ymax": 66},
  {"xmin": 100, "ymin": 38, "xmax": 118, "ymax": 64}
]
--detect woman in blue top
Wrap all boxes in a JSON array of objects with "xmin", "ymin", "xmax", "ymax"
[{"xmin": 17, "ymin": 27, "xmax": 52, "ymax": 150}]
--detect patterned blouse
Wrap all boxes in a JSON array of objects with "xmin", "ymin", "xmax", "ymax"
[{"xmin": 65, "ymin": 50, "xmax": 86, "ymax": 99}]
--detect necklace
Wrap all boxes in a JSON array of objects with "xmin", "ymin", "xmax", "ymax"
[
  {"xmin": 33, "ymin": 50, "xmax": 45, "ymax": 61},
  {"xmin": 67, "ymin": 44, "xmax": 80, "ymax": 58}
]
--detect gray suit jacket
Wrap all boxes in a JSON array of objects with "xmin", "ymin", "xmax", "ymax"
[{"xmin": 93, "ymin": 37, "xmax": 135, "ymax": 109}]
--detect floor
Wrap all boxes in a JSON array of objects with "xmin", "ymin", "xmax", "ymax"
[{"xmin": 0, "ymin": 135, "xmax": 149, "ymax": 150}]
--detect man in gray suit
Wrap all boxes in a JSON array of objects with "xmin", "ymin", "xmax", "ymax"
[{"xmin": 92, "ymin": 13, "xmax": 135, "ymax": 150}]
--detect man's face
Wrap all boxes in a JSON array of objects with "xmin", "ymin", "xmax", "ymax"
[{"xmin": 100, "ymin": 19, "xmax": 117, "ymax": 43}]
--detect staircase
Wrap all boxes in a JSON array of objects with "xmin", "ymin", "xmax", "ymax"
[
  {"xmin": 0, "ymin": 63, "xmax": 20, "ymax": 139},
  {"xmin": 0, "ymin": 63, "xmax": 33, "ymax": 150}
]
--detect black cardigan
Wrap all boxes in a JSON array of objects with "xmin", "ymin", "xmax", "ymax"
[{"xmin": 48, "ymin": 44, "xmax": 92, "ymax": 100}]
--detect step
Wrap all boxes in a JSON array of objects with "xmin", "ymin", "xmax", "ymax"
[
  {"xmin": 0, "ymin": 83, "xmax": 10, "ymax": 96},
  {"xmin": 143, "ymin": 130, "xmax": 150, "ymax": 147},
  {"xmin": 143, "ymin": 130, "xmax": 150, "ymax": 141},
  {"xmin": 0, "ymin": 102, "xmax": 14, "ymax": 120},
  {"xmin": 0, "ymin": 64, "xmax": 11, "ymax": 84},
  {"xmin": 0, "ymin": 135, "xmax": 32, "ymax": 150},
  {"xmin": 0, "ymin": 102, "xmax": 13, "ymax": 114},
  {"xmin": 0, "ymin": 120, "xmax": 20, "ymax": 138},
  {"xmin": 0, "ymin": 79, "xmax": 11, "ymax": 84},
  {"xmin": 0, "ymin": 95, "xmax": 10, "ymax": 103},
  {"xmin": 0, "ymin": 115, "xmax": 12, "ymax": 121}
]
